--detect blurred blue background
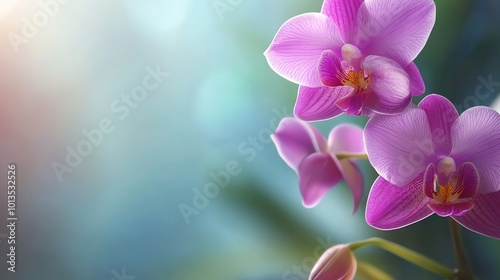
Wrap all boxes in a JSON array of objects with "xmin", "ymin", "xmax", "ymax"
[{"xmin": 0, "ymin": 0, "xmax": 499, "ymax": 279}]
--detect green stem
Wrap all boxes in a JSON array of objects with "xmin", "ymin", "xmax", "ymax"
[
  {"xmin": 337, "ymin": 153, "xmax": 369, "ymax": 160},
  {"xmin": 348, "ymin": 237, "xmax": 455, "ymax": 279},
  {"xmin": 357, "ymin": 261, "xmax": 394, "ymax": 280},
  {"xmin": 449, "ymin": 219, "xmax": 475, "ymax": 279}
]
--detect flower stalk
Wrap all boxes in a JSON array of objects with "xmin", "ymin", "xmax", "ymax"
[
  {"xmin": 348, "ymin": 237, "xmax": 455, "ymax": 279},
  {"xmin": 449, "ymin": 219, "xmax": 475, "ymax": 280}
]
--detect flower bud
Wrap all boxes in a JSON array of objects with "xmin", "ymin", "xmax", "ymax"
[{"xmin": 309, "ymin": 244, "xmax": 356, "ymax": 280}]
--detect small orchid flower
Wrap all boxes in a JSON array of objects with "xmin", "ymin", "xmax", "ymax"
[
  {"xmin": 364, "ymin": 94, "xmax": 500, "ymax": 238},
  {"xmin": 265, "ymin": 0, "xmax": 435, "ymax": 120},
  {"xmin": 309, "ymin": 244, "xmax": 357, "ymax": 280},
  {"xmin": 271, "ymin": 117, "xmax": 365, "ymax": 211}
]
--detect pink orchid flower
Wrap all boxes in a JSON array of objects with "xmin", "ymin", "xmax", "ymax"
[
  {"xmin": 272, "ymin": 117, "xmax": 365, "ymax": 211},
  {"xmin": 265, "ymin": 0, "xmax": 435, "ymax": 119},
  {"xmin": 364, "ymin": 94, "xmax": 500, "ymax": 239}
]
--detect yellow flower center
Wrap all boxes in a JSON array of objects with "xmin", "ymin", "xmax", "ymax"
[
  {"xmin": 432, "ymin": 183, "xmax": 462, "ymax": 204},
  {"xmin": 340, "ymin": 70, "xmax": 370, "ymax": 92}
]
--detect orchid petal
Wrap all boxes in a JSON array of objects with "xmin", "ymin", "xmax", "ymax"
[
  {"xmin": 450, "ymin": 107, "xmax": 500, "ymax": 193},
  {"xmin": 328, "ymin": 124, "xmax": 365, "ymax": 154},
  {"xmin": 272, "ymin": 118, "xmax": 327, "ymax": 172},
  {"xmin": 318, "ymin": 50, "xmax": 344, "ymax": 87},
  {"xmin": 366, "ymin": 175, "xmax": 433, "ymax": 230},
  {"xmin": 364, "ymin": 108, "xmax": 436, "ymax": 187},
  {"xmin": 362, "ymin": 55, "xmax": 411, "ymax": 115},
  {"xmin": 335, "ymin": 90, "xmax": 365, "ymax": 116},
  {"xmin": 340, "ymin": 159, "xmax": 364, "ymax": 213},
  {"xmin": 321, "ymin": 0, "xmax": 363, "ymax": 43},
  {"xmin": 295, "ymin": 85, "xmax": 351, "ymax": 121},
  {"xmin": 453, "ymin": 191, "xmax": 500, "ymax": 239},
  {"xmin": 357, "ymin": 0, "xmax": 436, "ymax": 66},
  {"xmin": 418, "ymin": 94, "xmax": 459, "ymax": 156},
  {"xmin": 429, "ymin": 202, "xmax": 474, "ymax": 217},
  {"xmin": 423, "ymin": 163, "xmax": 436, "ymax": 198},
  {"xmin": 298, "ymin": 153, "xmax": 343, "ymax": 208},
  {"xmin": 265, "ymin": 13, "xmax": 344, "ymax": 87},
  {"xmin": 405, "ymin": 62, "xmax": 425, "ymax": 96},
  {"xmin": 455, "ymin": 162, "xmax": 479, "ymax": 199}
]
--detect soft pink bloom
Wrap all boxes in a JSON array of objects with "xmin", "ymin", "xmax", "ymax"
[
  {"xmin": 271, "ymin": 117, "xmax": 365, "ymax": 210},
  {"xmin": 265, "ymin": 0, "xmax": 435, "ymax": 119},
  {"xmin": 364, "ymin": 94, "xmax": 500, "ymax": 239},
  {"xmin": 309, "ymin": 244, "xmax": 357, "ymax": 280}
]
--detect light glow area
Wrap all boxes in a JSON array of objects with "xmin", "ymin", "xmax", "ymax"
[
  {"xmin": 0, "ymin": 0, "xmax": 17, "ymax": 20},
  {"xmin": 126, "ymin": 0, "xmax": 191, "ymax": 36}
]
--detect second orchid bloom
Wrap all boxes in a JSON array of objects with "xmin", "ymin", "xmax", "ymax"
[
  {"xmin": 272, "ymin": 118, "xmax": 366, "ymax": 211},
  {"xmin": 365, "ymin": 94, "xmax": 500, "ymax": 239}
]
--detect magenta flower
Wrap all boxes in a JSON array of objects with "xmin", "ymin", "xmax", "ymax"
[
  {"xmin": 364, "ymin": 94, "xmax": 500, "ymax": 238},
  {"xmin": 271, "ymin": 117, "xmax": 365, "ymax": 210},
  {"xmin": 309, "ymin": 244, "xmax": 357, "ymax": 280},
  {"xmin": 265, "ymin": 0, "xmax": 435, "ymax": 120}
]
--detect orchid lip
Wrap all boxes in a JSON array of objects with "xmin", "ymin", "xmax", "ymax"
[{"xmin": 425, "ymin": 161, "xmax": 479, "ymax": 217}]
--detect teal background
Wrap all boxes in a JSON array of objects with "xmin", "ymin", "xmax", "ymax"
[{"xmin": 0, "ymin": 0, "xmax": 499, "ymax": 279}]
